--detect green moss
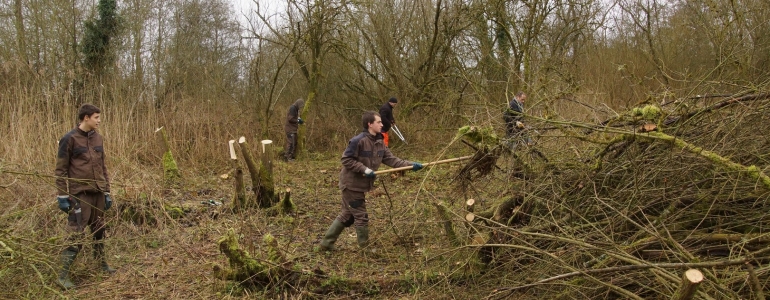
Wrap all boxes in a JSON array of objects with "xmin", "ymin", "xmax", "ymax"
[
  {"xmin": 632, "ymin": 105, "xmax": 662, "ymax": 120},
  {"xmin": 457, "ymin": 125, "xmax": 499, "ymax": 146},
  {"xmin": 321, "ymin": 274, "xmax": 350, "ymax": 291},
  {"xmin": 646, "ymin": 131, "xmax": 770, "ymax": 191},
  {"xmin": 162, "ymin": 150, "xmax": 181, "ymax": 182},
  {"xmin": 217, "ymin": 229, "xmax": 266, "ymax": 281},
  {"xmin": 164, "ymin": 204, "xmax": 185, "ymax": 219},
  {"xmin": 262, "ymin": 234, "xmax": 285, "ymax": 264},
  {"xmin": 257, "ymin": 164, "xmax": 277, "ymax": 208}
]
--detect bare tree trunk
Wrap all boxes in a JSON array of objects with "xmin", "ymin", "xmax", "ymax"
[{"xmin": 14, "ymin": 0, "xmax": 28, "ymax": 65}]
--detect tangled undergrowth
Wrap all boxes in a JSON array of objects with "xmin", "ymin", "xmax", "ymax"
[{"xmin": 2, "ymin": 91, "xmax": 770, "ymax": 299}]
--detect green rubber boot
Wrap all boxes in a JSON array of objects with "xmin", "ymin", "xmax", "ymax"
[
  {"xmin": 319, "ymin": 220, "xmax": 346, "ymax": 251},
  {"xmin": 355, "ymin": 226, "xmax": 370, "ymax": 248},
  {"xmin": 57, "ymin": 249, "xmax": 78, "ymax": 289},
  {"xmin": 94, "ymin": 243, "xmax": 116, "ymax": 274}
]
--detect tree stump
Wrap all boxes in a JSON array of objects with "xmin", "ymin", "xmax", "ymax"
[
  {"xmin": 256, "ymin": 140, "xmax": 278, "ymax": 208},
  {"xmin": 672, "ymin": 269, "xmax": 704, "ymax": 300},
  {"xmin": 229, "ymin": 140, "xmax": 246, "ymax": 211},
  {"xmin": 155, "ymin": 127, "xmax": 181, "ymax": 185}
]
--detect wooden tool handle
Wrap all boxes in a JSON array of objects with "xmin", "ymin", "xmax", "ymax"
[{"xmin": 373, "ymin": 156, "xmax": 473, "ymax": 175}]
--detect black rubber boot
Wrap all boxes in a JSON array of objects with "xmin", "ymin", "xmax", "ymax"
[
  {"xmin": 319, "ymin": 220, "xmax": 346, "ymax": 251},
  {"xmin": 93, "ymin": 243, "xmax": 116, "ymax": 274},
  {"xmin": 57, "ymin": 249, "xmax": 78, "ymax": 289}
]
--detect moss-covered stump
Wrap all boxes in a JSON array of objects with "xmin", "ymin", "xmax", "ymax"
[
  {"xmin": 161, "ymin": 151, "xmax": 181, "ymax": 183},
  {"xmin": 264, "ymin": 188, "xmax": 295, "ymax": 216},
  {"xmin": 156, "ymin": 127, "xmax": 181, "ymax": 185},
  {"xmin": 256, "ymin": 140, "xmax": 279, "ymax": 208},
  {"xmin": 214, "ymin": 229, "xmax": 288, "ymax": 284}
]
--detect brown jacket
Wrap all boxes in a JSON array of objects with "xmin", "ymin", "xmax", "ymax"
[
  {"xmin": 55, "ymin": 127, "xmax": 110, "ymax": 195},
  {"xmin": 284, "ymin": 99, "xmax": 304, "ymax": 133},
  {"xmin": 339, "ymin": 131, "xmax": 412, "ymax": 192}
]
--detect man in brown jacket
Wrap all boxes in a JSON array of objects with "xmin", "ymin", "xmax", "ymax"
[
  {"xmin": 284, "ymin": 98, "xmax": 305, "ymax": 161},
  {"xmin": 319, "ymin": 111, "xmax": 423, "ymax": 251},
  {"xmin": 54, "ymin": 104, "xmax": 116, "ymax": 289}
]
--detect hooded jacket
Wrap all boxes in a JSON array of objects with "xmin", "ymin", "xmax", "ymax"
[
  {"xmin": 55, "ymin": 127, "xmax": 110, "ymax": 195},
  {"xmin": 339, "ymin": 131, "xmax": 412, "ymax": 192},
  {"xmin": 284, "ymin": 99, "xmax": 305, "ymax": 133},
  {"xmin": 379, "ymin": 102, "xmax": 395, "ymax": 133}
]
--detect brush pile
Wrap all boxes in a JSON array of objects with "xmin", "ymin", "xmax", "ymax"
[{"xmin": 454, "ymin": 93, "xmax": 770, "ymax": 299}]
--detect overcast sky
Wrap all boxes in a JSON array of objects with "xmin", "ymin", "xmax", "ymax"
[{"xmin": 231, "ymin": 0, "xmax": 283, "ymax": 24}]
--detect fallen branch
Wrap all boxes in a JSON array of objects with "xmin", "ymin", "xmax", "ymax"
[{"xmin": 643, "ymin": 131, "xmax": 770, "ymax": 191}]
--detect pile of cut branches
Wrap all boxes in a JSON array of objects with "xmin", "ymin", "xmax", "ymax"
[{"xmin": 454, "ymin": 92, "xmax": 770, "ymax": 299}]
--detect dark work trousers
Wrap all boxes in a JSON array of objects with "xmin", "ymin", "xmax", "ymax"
[
  {"xmin": 65, "ymin": 191, "xmax": 106, "ymax": 251},
  {"xmin": 335, "ymin": 188, "xmax": 369, "ymax": 227},
  {"xmin": 285, "ymin": 132, "xmax": 298, "ymax": 160}
]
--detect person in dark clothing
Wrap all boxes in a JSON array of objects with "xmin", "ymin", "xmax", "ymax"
[
  {"xmin": 378, "ymin": 97, "xmax": 398, "ymax": 147},
  {"xmin": 54, "ymin": 104, "xmax": 116, "ymax": 289},
  {"xmin": 504, "ymin": 92, "xmax": 527, "ymax": 137},
  {"xmin": 284, "ymin": 98, "xmax": 305, "ymax": 161},
  {"xmin": 318, "ymin": 111, "xmax": 423, "ymax": 251}
]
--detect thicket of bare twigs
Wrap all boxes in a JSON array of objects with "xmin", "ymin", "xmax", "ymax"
[{"xmin": 460, "ymin": 91, "xmax": 770, "ymax": 299}]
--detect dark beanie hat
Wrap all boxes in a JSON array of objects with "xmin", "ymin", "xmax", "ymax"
[{"xmin": 389, "ymin": 97, "xmax": 398, "ymax": 103}]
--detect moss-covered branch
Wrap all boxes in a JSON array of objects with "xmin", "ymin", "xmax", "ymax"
[
  {"xmin": 214, "ymin": 229, "xmax": 288, "ymax": 284},
  {"xmin": 644, "ymin": 131, "xmax": 770, "ymax": 190}
]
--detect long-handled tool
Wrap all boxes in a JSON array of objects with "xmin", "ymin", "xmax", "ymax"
[
  {"xmin": 391, "ymin": 125, "xmax": 407, "ymax": 144},
  {"xmin": 374, "ymin": 155, "xmax": 473, "ymax": 175}
]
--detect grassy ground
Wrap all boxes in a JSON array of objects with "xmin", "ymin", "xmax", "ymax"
[{"xmin": 1, "ymin": 145, "xmax": 511, "ymax": 299}]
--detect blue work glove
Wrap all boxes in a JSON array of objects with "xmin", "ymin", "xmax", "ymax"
[
  {"xmin": 57, "ymin": 195, "xmax": 70, "ymax": 213},
  {"xmin": 104, "ymin": 193, "xmax": 113, "ymax": 210},
  {"xmin": 364, "ymin": 168, "xmax": 376, "ymax": 178},
  {"xmin": 298, "ymin": 117, "xmax": 304, "ymax": 125},
  {"xmin": 412, "ymin": 162, "xmax": 423, "ymax": 171}
]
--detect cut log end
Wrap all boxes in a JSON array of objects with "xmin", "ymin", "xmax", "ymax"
[
  {"xmin": 238, "ymin": 136, "xmax": 246, "ymax": 144},
  {"xmin": 285, "ymin": 187, "xmax": 291, "ymax": 193},
  {"xmin": 261, "ymin": 139, "xmax": 273, "ymax": 154},
  {"xmin": 228, "ymin": 140, "xmax": 237, "ymax": 160},
  {"xmin": 684, "ymin": 269, "xmax": 704, "ymax": 283},
  {"xmin": 465, "ymin": 213, "xmax": 475, "ymax": 222},
  {"xmin": 466, "ymin": 198, "xmax": 475, "ymax": 213}
]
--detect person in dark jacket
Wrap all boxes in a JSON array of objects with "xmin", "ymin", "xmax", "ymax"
[
  {"xmin": 54, "ymin": 104, "xmax": 116, "ymax": 289},
  {"xmin": 378, "ymin": 97, "xmax": 398, "ymax": 147},
  {"xmin": 284, "ymin": 98, "xmax": 305, "ymax": 161},
  {"xmin": 319, "ymin": 111, "xmax": 423, "ymax": 251},
  {"xmin": 504, "ymin": 92, "xmax": 527, "ymax": 137}
]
